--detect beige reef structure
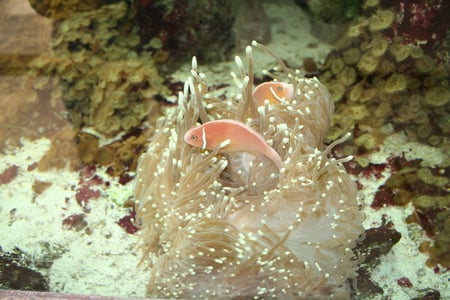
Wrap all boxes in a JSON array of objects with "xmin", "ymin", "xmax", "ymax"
[{"xmin": 134, "ymin": 41, "xmax": 364, "ymax": 299}]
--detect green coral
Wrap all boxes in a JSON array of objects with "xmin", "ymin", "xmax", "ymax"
[{"xmin": 29, "ymin": 2, "xmax": 167, "ymax": 136}]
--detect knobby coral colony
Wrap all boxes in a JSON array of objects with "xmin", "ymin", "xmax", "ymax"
[{"xmin": 134, "ymin": 42, "xmax": 364, "ymax": 298}]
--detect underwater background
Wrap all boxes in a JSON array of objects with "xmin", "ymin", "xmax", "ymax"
[{"xmin": 0, "ymin": 0, "xmax": 448, "ymax": 299}]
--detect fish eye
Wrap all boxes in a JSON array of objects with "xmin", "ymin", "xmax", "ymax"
[
  {"xmin": 191, "ymin": 135, "xmax": 197, "ymax": 140},
  {"xmin": 276, "ymin": 86, "xmax": 283, "ymax": 92}
]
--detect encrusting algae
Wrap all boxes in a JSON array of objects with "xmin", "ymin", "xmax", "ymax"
[{"xmin": 133, "ymin": 42, "xmax": 365, "ymax": 299}]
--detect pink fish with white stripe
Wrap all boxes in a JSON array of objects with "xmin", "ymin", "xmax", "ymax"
[
  {"xmin": 252, "ymin": 81, "xmax": 294, "ymax": 105},
  {"xmin": 184, "ymin": 119, "xmax": 282, "ymax": 169}
]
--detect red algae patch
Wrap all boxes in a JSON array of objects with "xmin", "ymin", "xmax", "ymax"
[{"xmin": 0, "ymin": 165, "xmax": 19, "ymax": 185}]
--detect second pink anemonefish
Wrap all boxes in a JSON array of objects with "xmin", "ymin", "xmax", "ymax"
[{"xmin": 252, "ymin": 81, "xmax": 294, "ymax": 105}]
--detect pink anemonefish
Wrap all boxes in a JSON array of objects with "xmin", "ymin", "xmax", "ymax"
[
  {"xmin": 184, "ymin": 119, "xmax": 282, "ymax": 169},
  {"xmin": 252, "ymin": 81, "xmax": 294, "ymax": 105}
]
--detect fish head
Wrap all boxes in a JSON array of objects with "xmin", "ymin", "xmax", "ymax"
[{"xmin": 184, "ymin": 126, "xmax": 204, "ymax": 148}]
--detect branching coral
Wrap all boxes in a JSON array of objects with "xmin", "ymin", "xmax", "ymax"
[{"xmin": 134, "ymin": 42, "xmax": 364, "ymax": 298}]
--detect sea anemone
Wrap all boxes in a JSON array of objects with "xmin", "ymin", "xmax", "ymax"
[{"xmin": 134, "ymin": 41, "xmax": 364, "ymax": 298}]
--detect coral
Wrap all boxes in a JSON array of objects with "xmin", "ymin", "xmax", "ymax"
[
  {"xmin": 135, "ymin": 0, "xmax": 239, "ymax": 69},
  {"xmin": 89, "ymin": 58, "xmax": 164, "ymax": 135},
  {"xmin": 134, "ymin": 43, "xmax": 364, "ymax": 298},
  {"xmin": 29, "ymin": 2, "xmax": 167, "ymax": 136},
  {"xmin": 105, "ymin": 128, "xmax": 156, "ymax": 176},
  {"xmin": 357, "ymin": 52, "xmax": 378, "ymax": 74},
  {"xmin": 327, "ymin": 81, "xmax": 346, "ymax": 102},
  {"xmin": 354, "ymin": 132, "xmax": 378, "ymax": 149},
  {"xmin": 15, "ymin": 2, "xmax": 165, "ymax": 177},
  {"xmin": 295, "ymin": 0, "xmax": 361, "ymax": 24},
  {"xmin": 320, "ymin": 1, "xmax": 450, "ymax": 149},
  {"xmin": 368, "ymin": 9, "xmax": 394, "ymax": 32},
  {"xmin": 345, "ymin": 105, "xmax": 369, "ymax": 121},
  {"xmin": 339, "ymin": 66, "xmax": 357, "ymax": 86},
  {"xmin": 409, "ymin": 45, "xmax": 424, "ymax": 59},
  {"xmin": 375, "ymin": 58, "xmax": 395, "ymax": 75},
  {"xmin": 331, "ymin": 57, "xmax": 345, "ymax": 74},
  {"xmin": 363, "ymin": 0, "xmax": 379, "ymax": 9},
  {"xmin": 414, "ymin": 55, "xmax": 435, "ymax": 73},
  {"xmin": 29, "ymin": 0, "xmax": 103, "ymax": 20},
  {"xmin": 424, "ymin": 86, "xmax": 450, "ymax": 107},
  {"xmin": 416, "ymin": 124, "xmax": 432, "ymax": 139},
  {"xmin": 295, "ymin": 0, "xmax": 362, "ymax": 43},
  {"xmin": 319, "ymin": 1, "xmax": 450, "ymax": 270},
  {"xmin": 384, "ymin": 73, "xmax": 406, "ymax": 93},
  {"xmin": 342, "ymin": 47, "xmax": 361, "ymax": 65},
  {"xmin": 369, "ymin": 36, "xmax": 388, "ymax": 57},
  {"xmin": 388, "ymin": 42, "xmax": 410, "ymax": 62},
  {"xmin": 349, "ymin": 82, "xmax": 363, "ymax": 102}
]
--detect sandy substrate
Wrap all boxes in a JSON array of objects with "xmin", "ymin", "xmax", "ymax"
[
  {"xmin": 0, "ymin": 138, "xmax": 147, "ymax": 297},
  {"xmin": 0, "ymin": 0, "xmax": 448, "ymax": 299}
]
